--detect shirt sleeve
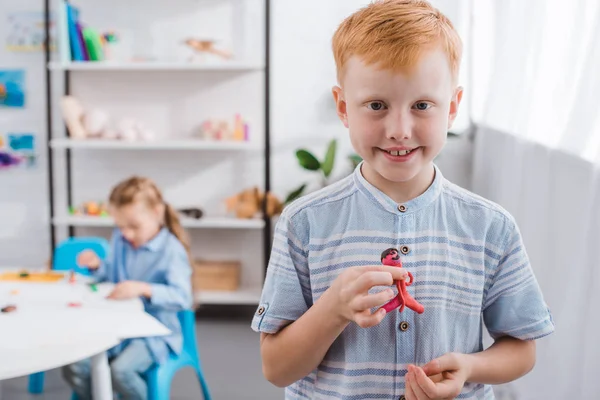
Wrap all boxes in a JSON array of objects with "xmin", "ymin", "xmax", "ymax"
[
  {"xmin": 91, "ymin": 229, "xmax": 119, "ymax": 283},
  {"xmin": 483, "ymin": 216, "xmax": 555, "ymax": 341},
  {"xmin": 251, "ymin": 211, "xmax": 311, "ymax": 334},
  {"xmin": 149, "ymin": 242, "xmax": 193, "ymax": 311}
]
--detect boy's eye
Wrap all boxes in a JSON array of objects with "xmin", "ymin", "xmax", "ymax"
[
  {"xmin": 367, "ymin": 101, "xmax": 386, "ymax": 111},
  {"xmin": 414, "ymin": 102, "xmax": 431, "ymax": 111}
]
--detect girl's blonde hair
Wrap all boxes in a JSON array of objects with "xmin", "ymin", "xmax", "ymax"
[{"xmin": 109, "ymin": 176, "xmax": 192, "ymax": 262}]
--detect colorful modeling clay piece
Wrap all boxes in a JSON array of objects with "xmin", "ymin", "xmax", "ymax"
[
  {"xmin": 379, "ymin": 247, "xmax": 424, "ymax": 314},
  {"xmin": 1, "ymin": 304, "xmax": 17, "ymax": 313},
  {"xmin": 10, "ymin": 289, "xmax": 19, "ymax": 295},
  {"xmin": 69, "ymin": 270, "xmax": 76, "ymax": 284},
  {"xmin": 88, "ymin": 283, "xmax": 98, "ymax": 292},
  {"xmin": 67, "ymin": 302, "xmax": 82, "ymax": 308},
  {"xmin": 18, "ymin": 270, "xmax": 29, "ymax": 278}
]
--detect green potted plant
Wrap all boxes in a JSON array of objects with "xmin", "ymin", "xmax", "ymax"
[{"xmin": 284, "ymin": 139, "xmax": 362, "ymax": 205}]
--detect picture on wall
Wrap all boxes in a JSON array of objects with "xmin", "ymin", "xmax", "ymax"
[
  {"xmin": 6, "ymin": 11, "xmax": 56, "ymax": 52},
  {"xmin": 0, "ymin": 70, "xmax": 26, "ymax": 108},
  {"xmin": 0, "ymin": 133, "xmax": 37, "ymax": 170}
]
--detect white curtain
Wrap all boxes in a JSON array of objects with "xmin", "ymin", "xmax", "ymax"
[{"xmin": 469, "ymin": 1, "xmax": 600, "ymax": 399}]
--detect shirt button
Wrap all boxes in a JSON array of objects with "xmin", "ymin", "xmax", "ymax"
[
  {"xmin": 399, "ymin": 396, "xmax": 406, "ymax": 400},
  {"xmin": 399, "ymin": 321, "xmax": 409, "ymax": 331},
  {"xmin": 257, "ymin": 306, "xmax": 265, "ymax": 315},
  {"xmin": 398, "ymin": 204, "xmax": 407, "ymax": 212},
  {"xmin": 400, "ymin": 245, "xmax": 410, "ymax": 255}
]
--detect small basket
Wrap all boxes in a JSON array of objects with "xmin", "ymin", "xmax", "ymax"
[{"xmin": 192, "ymin": 259, "xmax": 241, "ymax": 292}]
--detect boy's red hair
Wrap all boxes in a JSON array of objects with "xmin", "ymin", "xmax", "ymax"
[{"xmin": 332, "ymin": 0, "xmax": 462, "ymax": 83}]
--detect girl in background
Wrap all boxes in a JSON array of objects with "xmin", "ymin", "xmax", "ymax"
[{"xmin": 63, "ymin": 176, "xmax": 193, "ymax": 400}]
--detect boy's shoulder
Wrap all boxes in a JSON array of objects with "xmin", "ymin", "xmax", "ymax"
[
  {"xmin": 281, "ymin": 173, "xmax": 357, "ymax": 220},
  {"xmin": 440, "ymin": 177, "xmax": 518, "ymax": 233}
]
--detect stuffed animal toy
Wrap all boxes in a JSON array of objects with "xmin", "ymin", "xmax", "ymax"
[
  {"xmin": 225, "ymin": 187, "xmax": 283, "ymax": 219},
  {"xmin": 60, "ymin": 95, "xmax": 155, "ymax": 141}
]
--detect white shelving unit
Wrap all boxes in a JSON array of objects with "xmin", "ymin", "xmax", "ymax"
[
  {"xmin": 49, "ymin": 61, "xmax": 265, "ymax": 72},
  {"xmin": 53, "ymin": 215, "xmax": 265, "ymax": 229},
  {"xmin": 50, "ymin": 138, "xmax": 261, "ymax": 151},
  {"xmin": 45, "ymin": 0, "xmax": 271, "ymax": 307}
]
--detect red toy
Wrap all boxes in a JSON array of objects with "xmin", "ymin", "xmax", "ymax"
[{"xmin": 379, "ymin": 248, "xmax": 424, "ymax": 314}]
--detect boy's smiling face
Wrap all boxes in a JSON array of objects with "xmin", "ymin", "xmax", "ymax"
[{"xmin": 333, "ymin": 47, "xmax": 463, "ymax": 201}]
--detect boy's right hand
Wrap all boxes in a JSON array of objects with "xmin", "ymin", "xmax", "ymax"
[
  {"xmin": 77, "ymin": 250, "xmax": 101, "ymax": 270},
  {"xmin": 327, "ymin": 265, "xmax": 407, "ymax": 328}
]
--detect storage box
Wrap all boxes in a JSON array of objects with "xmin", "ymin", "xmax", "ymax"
[{"xmin": 192, "ymin": 259, "xmax": 241, "ymax": 292}]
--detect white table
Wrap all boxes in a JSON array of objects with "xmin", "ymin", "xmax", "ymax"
[{"xmin": 0, "ymin": 274, "xmax": 171, "ymax": 400}]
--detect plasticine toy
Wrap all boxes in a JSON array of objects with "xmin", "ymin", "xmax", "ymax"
[
  {"xmin": 225, "ymin": 187, "xmax": 283, "ymax": 219},
  {"xmin": 379, "ymin": 247, "xmax": 424, "ymax": 314}
]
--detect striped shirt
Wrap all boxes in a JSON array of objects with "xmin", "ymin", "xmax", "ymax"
[{"xmin": 252, "ymin": 163, "xmax": 555, "ymax": 399}]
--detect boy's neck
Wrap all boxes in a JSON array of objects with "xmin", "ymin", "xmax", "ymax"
[{"xmin": 360, "ymin": 162, "xmax": 436, "ymax": 204}]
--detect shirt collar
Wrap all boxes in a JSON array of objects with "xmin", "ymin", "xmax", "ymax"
[
  {"xmin": 353, "ymin": 161, "xmax": 444, "ymax": 215},
  {"xmin": 120, "ymin": 226, "xmax": 169, "ymax": 251}
]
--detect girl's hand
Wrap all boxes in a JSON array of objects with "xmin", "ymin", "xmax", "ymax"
[
  {"xmin": 107, "ymin": 281, "xmax": 151, "ymax": 300},
  {"xmin": 77, "ymin": 250, "xmax": 101, "ymax": 270},
  {"xmin": 405, "ymin": 353, "xmax": 472, "ymax": 400},
  {"xmin": 326, "ymin": 265, "xmax": 408, "ymax": 328}
]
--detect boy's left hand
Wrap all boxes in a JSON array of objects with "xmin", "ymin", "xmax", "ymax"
[
  {"xmin": 107, "ymin": 281, "xmax": 151, "ymax": 300},
  {"xmin": 405, "ymin": 353, "xmax": 471, "ymax": 400}
]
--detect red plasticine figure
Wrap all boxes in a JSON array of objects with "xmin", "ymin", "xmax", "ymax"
[{"xmin": 379, "ymin": 247, "xmax": 424, "ymax": 314}]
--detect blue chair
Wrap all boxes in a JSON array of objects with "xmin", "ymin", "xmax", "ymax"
[
  {"xmin": 28, "ymin": 236, "xmax": 109, "ymax": 395},
  {"xmin": 146, "ymin": 309, "xmax": 211, "ymax": 400}
]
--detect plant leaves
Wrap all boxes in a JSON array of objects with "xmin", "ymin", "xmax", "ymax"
[
  {"xmin": 321, "ymin": 139, "xmax": 337, "ymax": 178},
  {"xmin": 284, "ymin": 183, "xmax": 307, "ymax": 204},
  {"xmin": 348, "ymin": 154, "xmax": 362, "ymax": 168},
  {"xmin": 296, "ymin": 150, "xmax": 321, "ymax": 171}
]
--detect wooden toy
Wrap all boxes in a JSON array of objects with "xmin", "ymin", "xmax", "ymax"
[{"xmin": 183, "ymin": 38, "xmax": 232, "ymax": 61}]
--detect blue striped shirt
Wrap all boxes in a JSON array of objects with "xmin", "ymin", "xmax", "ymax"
[{"xmin": 252, "ymin": 163, "xmax": 554, "ymax": 399}]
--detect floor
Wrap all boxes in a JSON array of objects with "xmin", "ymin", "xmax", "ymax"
[{"xmin": 1, "ymin": 306, "xmax": 283, "ymax": 400}]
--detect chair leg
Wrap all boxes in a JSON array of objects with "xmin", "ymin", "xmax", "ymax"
[
  {"xmin": 28, "ymin": 372, "xmax": 45, "ymax": 394},
  {"xmin": 195, "ymin": 368, "xmax": 211, "ymax": 400}
]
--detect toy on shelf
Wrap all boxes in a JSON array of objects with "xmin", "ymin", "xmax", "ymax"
[
  {"xmin": 60, "ymin": 95, "xmax": 155, "ymax": 141},
  {"xmin": 1, "ymin": 305, "xmax": 17, "ymax": 313},
  {"xmin": 69, "ymin": 201, "xmax": 109, "ymax": 217},
  {"xmin": 183, "ymin": 38, "xmax": 232, "ymax": 62},
  {"xmin": 196, "ymin": 114, "xmax": 249, "ymax": 142},
  {"xmin": 379, "ymin": 247, "xmax": 424, "ymax": 314},
  {"xmin": 178, "ymin": 207, "xmax": 203, "ymax": 219},
  {"xmin": 225, "ymin": 187, "xmax": 283, "ymax": 219}
]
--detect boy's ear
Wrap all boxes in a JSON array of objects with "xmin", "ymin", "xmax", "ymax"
[
  {"xmin": 447, "ymin": 86, "xmax": 464, "ymax": 129},
  {"xmin": 332, "ymin": 86, "xmax": 349, "ymax": 128}
]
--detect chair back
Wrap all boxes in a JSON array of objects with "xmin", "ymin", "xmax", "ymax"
[{"xmin": 53, "ymin": 237, "xmax": 109, "ymax": 276}]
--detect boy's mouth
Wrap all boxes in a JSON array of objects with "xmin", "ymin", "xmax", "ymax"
[{"xmin": 381, "ymin": 147, "xmax": 420, "ymax": 156}]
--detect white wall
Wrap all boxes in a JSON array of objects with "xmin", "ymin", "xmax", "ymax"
[{"xmin": 0, "ymin": 0, "xmax": 473, "ymax": 277}]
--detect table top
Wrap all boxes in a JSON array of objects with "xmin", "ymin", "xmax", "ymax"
[{"xmin": 0, "ymin": 271, "xmax": 171, "ymax": 380}]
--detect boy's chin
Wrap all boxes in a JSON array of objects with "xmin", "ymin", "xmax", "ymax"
[{"xmin": 372, "ymin": 160, "xmax": 432, "ymax": 183}]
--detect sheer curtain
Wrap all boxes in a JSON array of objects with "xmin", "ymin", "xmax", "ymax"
[{"xmin": 470, "ymin": 1, "xmax": 600, "ymax": 398}]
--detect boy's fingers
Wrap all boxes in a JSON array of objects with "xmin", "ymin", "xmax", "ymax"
[
  {"xmin": 413, "ymin": 366, "xmax": 438, "ymax": 398},
  {"xmin": 354, "ymin": 308, "xmax": 386, "ymax": 328},
  {"xmin": 350, "ymin": 271, "xmax": 394, "ymax": 293},
  {"xmin": 351, "ymin": 289, "xmax": 395, "ymax": 311}
]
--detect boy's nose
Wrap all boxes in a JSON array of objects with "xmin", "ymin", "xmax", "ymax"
[{"xmin": 386, "ymin": 113, "xmax": 412, "ymax": 140}]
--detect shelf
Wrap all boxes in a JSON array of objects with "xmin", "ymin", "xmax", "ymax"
[
  {"xmin": 53, "ymin": 215, "xmax": 265, "ymax": 229},
  {"xmin": 195, "ymin": 287, "xmax": 262, "ymax": 305},
  {"xmin": 48, "ymin": 61, "xmax": 265, "ymax": 72},
  {"xmin": 50, "ymin": 138, "xmax": 260, "ymax": 151}
]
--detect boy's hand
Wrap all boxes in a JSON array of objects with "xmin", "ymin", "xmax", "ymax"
[
  {"xmin": 327, "ymin": 265, "xmax": 407, "ymax": 328},
  {"xmin": 405, "ymin": 353, "xmax": 472, "ymax": 400},
  {"xmin": 107, "ymin": 281, "xmax": 151, "ymax": 300},
  {"xmin": 77, "ymin": 250, "xmax": 101, "ymax": 270}
]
